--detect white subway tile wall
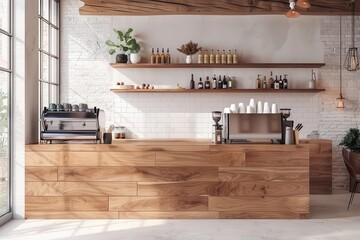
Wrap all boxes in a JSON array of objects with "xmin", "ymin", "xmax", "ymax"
[{"xmin": 61, "ymin": 0, "xmax": 359, "ymax": 189}]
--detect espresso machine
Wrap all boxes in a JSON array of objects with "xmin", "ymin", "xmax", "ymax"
[
  {"xmin": 280, "ymin": 108, "xmax": 294, "ymax": 144},
  {"xmin": 212, "ymin": 111, "xmax": 223, "ymax": 144}
]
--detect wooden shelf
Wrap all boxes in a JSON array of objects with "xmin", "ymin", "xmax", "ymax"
[
  {"xmin": 110, "ymin": 63, "xmax": 325, "ymax": 69},
  {"xmin": 110, "ymin": 88, "xmax": 326, "ymax": 93}
]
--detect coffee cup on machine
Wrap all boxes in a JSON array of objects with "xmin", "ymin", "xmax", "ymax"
[{"xmin": 79, "ymin": 103, "xmax": 88, "ymax": 112}]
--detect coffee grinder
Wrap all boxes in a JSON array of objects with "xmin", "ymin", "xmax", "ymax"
[
  {"xmin": 280, "ymin": 108, "xmax": 294, "ymax": 144},
  {"xmin": 212, "ymin": 111, "xmax": 223, "ymax": 144}
]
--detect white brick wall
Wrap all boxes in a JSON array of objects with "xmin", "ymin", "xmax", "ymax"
[{"xmin": 60, "ymin": 0, "xmax": 360, "ymax": 189}]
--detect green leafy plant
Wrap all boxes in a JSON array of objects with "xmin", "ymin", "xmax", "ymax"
[
  {"xmin": 339, "ymin": 128, "xmax": 360, "ymax": 153},
  {"xmin": 105, "ymin": 28, "xmax": 140, "ymax": 55}
]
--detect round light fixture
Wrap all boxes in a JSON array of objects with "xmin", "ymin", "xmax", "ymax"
[{"xmin": 296, "ymin": 0, "xmax": 311, "ymax": 9}]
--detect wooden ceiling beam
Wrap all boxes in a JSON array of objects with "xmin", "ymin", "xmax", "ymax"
[{"xmin": 79, "ymin": 0, "xmax": 360, "ymax": 16}]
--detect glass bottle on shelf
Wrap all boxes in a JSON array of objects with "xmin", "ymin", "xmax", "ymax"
[
  {"xmin": 228, "ymin": 76, "xmax": 233, "ymax": 89},
  {"xmin": 218, "ymin": 75, "xmax": 223, "ymax": 89},
  {"xmin": 150, "ymin": 48, "xmax": 156, "ymax": 64},
  {"xmin": 309, "ymin": 69, "xmax": 316, "ymax": 89},
  {"xmin": 204, "ymin": 50, "xmax": 209, "ymax": 64},
  {"xmin": 155, "ymin": 48, "xmax": 161, "ymax": 64},
  {"xmin": 215, "ymin": 50, "xmax": 221, "ymax": 64},
  {"xmin": 210, "ymin": 50, "xmax": 215, "ymax": 64},
  {"xmin": 205, "ymin": 76, "xmax": 211, "ymax": 89},
  {"xmin": 165, "ymin": 48, "xmax": 171, "ymax": 64},
  {"xmin": 279, "ymin": 75, "xmax": 283, "ymax": 89},
  {"xmin": 274, "ymin": 76, "xmax": 280, "ymax": 89},
  {"xmin": 198, "ymin": 50, "xmax": 203, "ymax": 64},
  {"xmin": 212, "ymin": 75, "xmax": 217, "ymax": 89},
  {"xmin": 233, "ymin": 50, "xmax": 238, "ymax": 64},
  {"xmin": 160, "ymin": 48, "xmax": 165, "ymax": 64},
  {"xmin": 227, "ymin": 50, "xmax": 233, "ymax": 64},
  {"xmin": 222, "ymin": 75, "xmax": 228, "ymax": 89},
  {"xmin": 221, "ymin": 50, "xmax": 227, "ymax": 64},
  {"xmin": 190, "ymin": 74, "xmax": 195, "ymax": 89},
  {"xmin": 269, "ymin": 71, "xmax": 274, "ymax": 89},
  {"xmin": 256, "ymin": 74, "xmax": 261, "ymax": 89},
  {"xmin": 262, "ymin": 76, "xmax": 267, "ymax": 89},
  {"xmin": 283, "ymin": 74, "xmax": 288, "ymax": 89},
  {"xmin": 198, "ymin": 77, "xmax": 204, "ymax": 89}
]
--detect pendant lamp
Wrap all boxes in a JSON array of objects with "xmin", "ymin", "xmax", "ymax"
[
  {"xmin": 344, "ymin": 0, "xmax": 360, "ymax": 71},
  {"xmin": 286, "ymin": 0, "xmax": 301, "ymax": 18},
  {"xmin": 296, "ymin": 0, "xmax": 311, "ymax": 9},
  {"xmin": 337, "ymin": 16, "xmax": 345, "ymax": 109}
]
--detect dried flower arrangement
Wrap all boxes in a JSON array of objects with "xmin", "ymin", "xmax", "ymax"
[{"xmin": 177, "ymin": 41, "xmax": 201, "ymax": 55}]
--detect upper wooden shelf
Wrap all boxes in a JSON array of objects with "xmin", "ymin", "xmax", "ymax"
[
  {"xmin": 110, "ymin": 63, "xmax": 325, "ymax": 69},
  {"xmin": 110, "ymin": 88, "xmax": 326, "ymax": 93}
]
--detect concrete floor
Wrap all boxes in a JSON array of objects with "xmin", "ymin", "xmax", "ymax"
[{"xmin": 0, "ymin": 192, "xmax": 359, "ymax": 240}]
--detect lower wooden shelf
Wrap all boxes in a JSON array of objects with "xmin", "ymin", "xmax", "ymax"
[{"xmin": 110, "ymin": 88, "xmax": 326, "ymax": 93}]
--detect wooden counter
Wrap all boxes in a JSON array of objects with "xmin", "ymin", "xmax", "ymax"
[{"xmin": 25, "ymin": 142, "xmax": 312, "ymax": 219}]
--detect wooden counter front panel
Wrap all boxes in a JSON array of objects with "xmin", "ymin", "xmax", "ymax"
[{"xmin": 25, "ymin": 143, "xmax": 311, "ymax": 219}]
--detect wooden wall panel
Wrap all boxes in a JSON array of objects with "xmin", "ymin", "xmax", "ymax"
[
  {"xmin": 26, "ymin": 152, "xmax": 155, "ymax": 166},
  {"xmin": 119, "ymin": 211, "xmax": 219, "ymax": 219},
  {"xmin": 26, "ymin": 197, "xmax": 109, "ymax": 211},
  {"xmin": 58, "ymin": 167, "xmax": 218, "ymax": 182},
  {"xmin": 219, "ymin": 167, "xmax": 309, "ymax": 182},
  {"xmin": 245, "ymin": 151, "xmax": 309, "ymax": 167},
  {"xmin": 156, "ymin": 152, "xmax": 245, "ymax": 167},
  {"xmin": 209, "ymin": 197, "xmax": 309, "ymax": 213},
  {"xmin": 109, "ymin": 197, "xmax": 208, "ymax": 211},
  {"xmin": 25, "ymin": 167, "xmax": 58, "ymax": 181},
  {"xmin": 26, "ymin": 211, "xmax": 119, "ymax": 219},
  {"xmin": 138, "ymin": 181, "xmax": 308, "ymax": 197},
  {"xmin": 26, "ymin": 182, "xmax": 137, "ymax": 196}
]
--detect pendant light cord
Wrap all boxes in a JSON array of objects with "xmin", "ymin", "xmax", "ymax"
[
  {"xmin": 352, "ymin": 1, "xmax": 355, "ymax": 48},
  {"xmin": 340, "ymin": 15, "xmax": 343, "ymax": 95}
]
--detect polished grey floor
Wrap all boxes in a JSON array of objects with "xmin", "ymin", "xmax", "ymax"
[{"xmin": 0, "ymin": 192, "xmax": 359, "ymax": 240}]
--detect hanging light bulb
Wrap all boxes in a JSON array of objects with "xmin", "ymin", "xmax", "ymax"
[
  {"xmin": 344, "ymin": 0, "xmax": 360, "ymax": 71},
  {"xmin": 337, "ymin": 16, "xmax": 345, "ymax": 109},
  {"xmin": 286, "ymin": 0, "xmax": 301, "ymax": 18},
  {"xmin": 296, "ymin": 0, "xmax": 311, "ymax": 9},
  {"xmin": 336, "ymin": 94, "xmax": 345, "ymax": 109}
]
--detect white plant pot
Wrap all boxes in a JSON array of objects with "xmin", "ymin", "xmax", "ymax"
[
  {"xmin": 186, "ymin": 55, "xmax": 193, "ymax": 64},
  {"xmin": 130, "ymin": 53, "xmax": 141, "ymax": 64}
]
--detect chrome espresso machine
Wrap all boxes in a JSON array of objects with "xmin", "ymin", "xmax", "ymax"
[
  {"xmin": 40, "ymin": 105, "xmax": 101, "ymax": 143},
  {"xmin": 222, "ymin": 109, "xmax": 293, "ymax": 144}
]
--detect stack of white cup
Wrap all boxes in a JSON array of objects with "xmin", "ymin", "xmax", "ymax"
[{"xmin": 225, "ymin": 99, "xmax": 278, "ymax": 114}]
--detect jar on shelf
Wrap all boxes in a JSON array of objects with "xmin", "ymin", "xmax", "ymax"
[{"xmin": 114, "ymin": 126, "xmax": 126, "ymax": 139}]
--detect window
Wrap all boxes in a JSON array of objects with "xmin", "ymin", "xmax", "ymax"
[
  {"xmin": 39, "ymin": 0, "xmax": 59, "ymax": 111},
  {"xmin": 0, "ymin": 0, "xmax": 12, "ymax": 220}
]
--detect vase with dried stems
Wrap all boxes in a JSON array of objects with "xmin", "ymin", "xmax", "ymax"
[{"xmin": 177, "ymin": 41, "xmax": 201, "ymax": 64}]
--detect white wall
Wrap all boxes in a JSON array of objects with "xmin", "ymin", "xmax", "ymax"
[{"xmin": 60, "ymin": 0, "xmax": 360, "ymax": 189}]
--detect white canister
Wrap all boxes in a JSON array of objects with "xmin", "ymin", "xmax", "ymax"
[{"xmin": 249, "ymin": 99, "xmax": 256, "ymax": 112}]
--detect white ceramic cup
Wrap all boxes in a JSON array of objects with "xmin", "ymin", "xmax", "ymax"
[
  {"xmin": 257, "ymin": 101, "xmax": 263, "ymax": 114},
  {"xmin": 224, "ymin": 107, "xmax": 231, "ymax": 114},
  {"xmin": 238, "ymin": 103, "xmax": 245, "ymax": 113},
  {"xmin": 246, "ymin": 105, "xmax": 255, "ymax": 113},
  {"xmin": 230, "ymin": 104, "xmax": 238, "ymax": 113},
  {"xmin": 263, "ymin": 102, "xmax": 270, "ymax": 113},
  {"xmin": 271, "ymin": 103, "xmax": 278, "ymax": 113},
  {"xmin": 249, "ymin": 98, "xmax": 256, "ymax": 112}
]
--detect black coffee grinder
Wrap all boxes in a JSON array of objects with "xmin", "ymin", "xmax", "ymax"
[
  {"xmin": 212, "ymin": 111, "xmax": 223, "ymax": 144},
  {"xmin": 280, "ymin": 108, "xmax": 294, "ymax": 144}
]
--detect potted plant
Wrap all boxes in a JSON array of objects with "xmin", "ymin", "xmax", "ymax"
[
  {"xmin": 339, "ymin": 128, "xmax": 360, "ymax": 191},
  {"xmin": 105, "ymin": 28, "xmax": 141, "ymax": 64}
]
